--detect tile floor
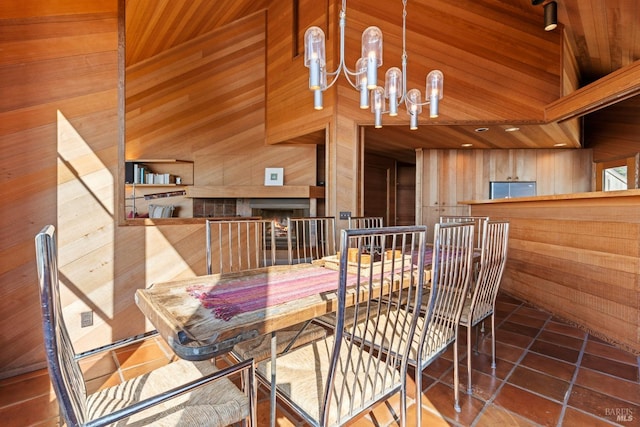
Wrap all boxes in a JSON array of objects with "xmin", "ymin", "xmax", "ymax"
[{"xmin": 1, "ymin": 293, "xmax": 638, "ymax": 426}]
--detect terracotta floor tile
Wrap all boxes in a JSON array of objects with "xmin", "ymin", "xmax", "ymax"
[
  {"xmin": 487, "ymin": 341, "xmax": 527, "ymax": 363},
  {"xmin": 456, "ymin": 368, "xmax": 503, "ymax": 401},
  {"xmin": 79, "ymin": 352, "xmax": 118, "ymax": 381},
  {"xmin": 424, "ymin": 381, "xmax": 485, "ymax": 426},
  {"xmin": 544, "ymin": 320, "xmax": 587, "ymax": 340},
  {"xmin": 561, "ymin": 407, "xmax": 618, "ymax": 426},
  {"xmin": 528, "ymin": 339, "xmax": 580, "ymax": 364},
  {"xmin": 575, "ymin": 367, "xmax": 640, "ymax": 405},
  {"xmin": 120, "ymin": 357, "xmax": 172, "ymax": 381},
  {"xmin": 114, "ymin": 340, "xmax": 172, "ymax": 369},
  {"xmin": 85, "ymin": 371, "xmax": 123, "ymax": 393},
  {"xmin": 460, "ymin": 351, "xmax": 515, "ymax": 381},
  {"xmin": 568, "ymin": 384, "xmax": 640, "ymax": 424},
  {"xmin": 406, "ymin": 400, "xmax": 451, "ymax": 427},
  {"xmin": 499, "ymin": 321, "xmax": 541, "ymax": 338},
  {"xmin": 580, "ymin": 353, "xmax": 638, "ymax": 382},
  {"xmin": 584, "ymin": 340, "xmax": 640, "ymax": 365},
  {"xmin": 536, "ymin": 329, "xmax": 585, "ymax": 350},
  {"xmin": 506, "ymin": 312, "xmax": 547, "ymax": 329},
  {"xmin": 507, "ymin": 366, "xmax": 570, "ymax": 402},
  {"xmin": 474, "ymin": 405, "xmax": 539, "ymax": 427},
  {"xmin": 519, "ymin": 351, "xmax": 576, "ymax": 382},
  {"xmin": 493, "ymin": 383, "xmax": 562, "ymax": 426},
  {"xmin": 422, "ymin": 356, "xmax": 454, "ymax": 381},
  {"xmin": 495, "ymin": 328, "xmax": 535, "ymax": 349}
]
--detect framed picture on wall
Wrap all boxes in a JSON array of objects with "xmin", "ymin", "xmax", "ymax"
[{"xmin": 264, "ymin": 168, "xmax": 284, "ymax": 186}]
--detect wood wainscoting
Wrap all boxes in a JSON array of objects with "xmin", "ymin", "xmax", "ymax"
[{"xmin": 466, "ymin": 190, "xmax": 640, "ymax": 355}]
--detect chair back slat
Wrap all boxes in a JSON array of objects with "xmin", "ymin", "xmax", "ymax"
[
  {"xmin": 35, "ymin": 225, "xmax": 87, "ymax": 426},
  {"xmin": 347, "ymin": 216, "xmax": 384, "ymax": 229},
  {"xmin": 206, "ymin": 219, "xmax": 276, "ymax": 274},
  {"xmin": 322, "ymin": 226, "xmax": 427, "ymax": 425},
  {"xmin": 287, "ymin": 217, "xmax": 336, "ymax": 264},
  {"xmin": 439, "ymin": 215, "xmax": 488, "ymax": 251},
  {"xmin": 347, "ymin": 217, "xmax": 385, "ymax": 254},
  {"xmin": 419, "ymin": 222, "xmax": 475, "ymax": 364},
  {"xmin": 469, "ymin": 221, "xmax": 510, "ymax": 324}
]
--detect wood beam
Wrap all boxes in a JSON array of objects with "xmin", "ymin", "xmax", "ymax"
[{"xmin": 545, "ymin": 60, "xmax": 640, "ymax": 123}]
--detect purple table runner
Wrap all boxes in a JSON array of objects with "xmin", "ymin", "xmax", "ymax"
[{"xmin": 187, "ymin": 267, "xmax": 343, "ymax": 321}]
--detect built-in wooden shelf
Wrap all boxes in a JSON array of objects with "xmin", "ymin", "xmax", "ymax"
[{"xmin": 185, "ymin": 185, "xmax": 325, "ymax": 199}]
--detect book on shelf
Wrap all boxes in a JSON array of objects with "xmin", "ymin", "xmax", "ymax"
[{"xmin": 129, "ymin": 164, "xmax": 175, "ymax": 185}]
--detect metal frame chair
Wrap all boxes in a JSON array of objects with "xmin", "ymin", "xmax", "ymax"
[
  {"xmin": 287, "ymin": 216, "xmax": 336, "ymax": 264},
  {"xmin": 257, "ymin": 226, "xmax": 428, "ymax": 427},
  {"xmin": 459, "ymin": 220, "xmax": 510, "ymax": 395},
  {"xmin": 36, "ymin": 225, "xmax": 256, "ymax": 427},
  {"xmin": 415, "ymin": 222, "xmax": 475, "ymax": 417},
  {"xmin": 206, "ymin": 218, "xmax": 276, "ymax": 274}
]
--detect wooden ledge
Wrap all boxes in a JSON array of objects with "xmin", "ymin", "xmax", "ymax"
[{"xmin": 185, "ymin": 185, "xmax": 325, "ymax": 199}]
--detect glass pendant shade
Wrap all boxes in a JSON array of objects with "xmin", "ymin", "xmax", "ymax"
[
  {"xmin": 406, "ymin": 88, "xmax": 422, "ymax": 130},
  {"xmin": 362, "ymin": 26, "xmax": 383, "ymax": 89},
  {"xmin": 384, "ymin": 67, "xmax": 402, "ymax": 116},
  {"xmin": 426, "ymin": 70, "xmax": 444, "ymax": 118},
  {"xmin": 356, "ymin": 57, "xmax": 369, "ymax": 109},
  {"xmin": 304, "ymin": 27, "xmax": 326, "ymax": 90},
  {"xmin": 372, "ymin": 87, "xmax": 385, "ymax": 128}
]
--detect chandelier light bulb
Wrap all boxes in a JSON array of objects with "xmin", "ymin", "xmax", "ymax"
[
  {"xmin": 385, "ymin": 67, "xmax": 402, "ymax": 116},
  {"xmin": 356, "ymin": 57, "xmax": 369, "ymax": 109},
  {"xmin": 372, "ymin": 87, "xmax": 385, "ymax": 128},
  {"xmin": 426, "ymin": 70, "xmax": 444, "ymax": 118},
  {"xmin": 304, "ymin": 27, "xmax": 326, "ymax": 90},
  {"xmin": 362, "ymin": 26, "xmax": 383, "ymax": 89},
  {"xmin": 406, "ymin": 88, "xmax": 422, "ymax": 130}
]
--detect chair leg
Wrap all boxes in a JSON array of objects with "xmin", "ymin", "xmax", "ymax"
[
  {"xmin": 474, "ymin": 323, "xmax": 480, "ymax": 354},
  {"xmin": 454, "ymin": 334, "xmax": 461, "ymax": 412},
  {"xmin": 467, "ymin": 324, "xmax": 473, "ymax": 395},
  {"xmin": 490, "ymin": 314, "xmax": 497, "ymax": 369},
  {"xmin": 416, "ymin": 363, "xmax": 423, "ymax": 427}
]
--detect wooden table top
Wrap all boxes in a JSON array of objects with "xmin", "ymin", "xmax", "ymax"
[
  {"xmin": 135, "ymin": 264, "xmax": 351, "ymax": 360},
  {"xmin": 135, "ymin": 259, "xmax": 424, "ymax": 360}
]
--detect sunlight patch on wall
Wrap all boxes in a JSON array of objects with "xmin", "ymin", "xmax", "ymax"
[
  {"xmin": 145, "ymin": 227, "xmax": 195, "ymax": 285},
  {"xmin": 57, "ymin": 110, "xmax": 116, "ymax": 346}
]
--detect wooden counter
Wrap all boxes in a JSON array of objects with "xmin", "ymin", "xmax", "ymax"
[{"xmin": 462, "ymin": 190, "xmax": 640, "ymax": 355}]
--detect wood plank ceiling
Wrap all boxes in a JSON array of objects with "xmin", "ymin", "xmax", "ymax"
[{"xmin": 126, "ymin": 0, "xmax": 640, "ymax": 162}]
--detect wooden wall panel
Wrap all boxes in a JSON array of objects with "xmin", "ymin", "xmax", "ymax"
[
  {"xmin": 469, "ymin": 193, "xmax": 640, "ymax": 354},
  {"xmin": 585, "ymin": 96, "xmax": 640, "ymax": 162},
  {"xmin": 0, "ymin": 1, "xmax": 318, "ymax": 378},
  {"xmin": 126, "ymin": 11, "xmax": 318, "ymax": 218}
]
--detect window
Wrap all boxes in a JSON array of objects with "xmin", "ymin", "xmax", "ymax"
[
  {"xmin": 603, "ymin": 166, "xmax": 627, "ymax": 191},
  {"xmin": 490, "ymin": 181, "xmax": 536, "ymax": 199},
  {"xmin": 595, "ymin": 155, "xmax": 638, "ymax": 192}
]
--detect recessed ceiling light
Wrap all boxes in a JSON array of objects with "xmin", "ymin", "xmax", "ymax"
[
  {"xmin": 554, "ymin": 143, "xmax": 567, "ymax": 147},
  {"xmin": 504, "ymin": 126, "xmax": 520, "ymax": 132},
  {"xmin": 461, "ymin": 143, "xmax": 473, "ymax": 148},
  {"xmin": 474, "ymin": 127, "xmax": 489, "ymax": 132}
]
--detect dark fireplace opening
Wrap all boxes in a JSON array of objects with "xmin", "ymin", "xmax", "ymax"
[{"xmin": 250, "ymin": 199, "xmax": 310, "ymax": 250}]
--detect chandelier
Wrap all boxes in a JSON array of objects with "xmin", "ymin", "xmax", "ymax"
[{"xmin": 304, "ymin": 0, "xmax": 443, "ymax": 130}]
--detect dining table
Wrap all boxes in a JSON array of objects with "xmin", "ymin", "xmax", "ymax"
[{"xmin": 135, "ymin": 247, "xmax": 440, "ymax": 426}]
